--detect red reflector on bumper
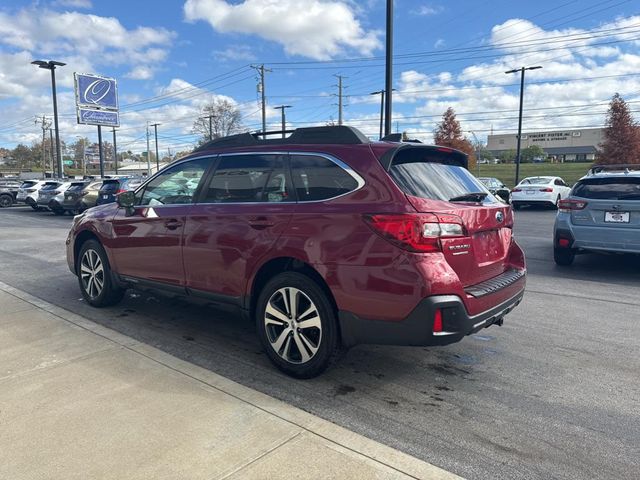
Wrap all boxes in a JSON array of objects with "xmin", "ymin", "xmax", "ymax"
[{"xmin": 433, "ymin": 309, "xmax": 443, "ymax": 333}]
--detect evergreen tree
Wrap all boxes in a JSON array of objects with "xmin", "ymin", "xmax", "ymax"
[{"xmin": 598, "ymin": 93, "xmax": 640, "ymax": 164}]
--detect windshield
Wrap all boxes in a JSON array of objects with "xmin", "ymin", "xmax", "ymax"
[{"xmin": 572, "ymin": 177, "xmax": 640, "ymax": 200}]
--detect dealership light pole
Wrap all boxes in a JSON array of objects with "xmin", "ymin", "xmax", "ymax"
[
  {"xmin": 32, "ymin": 60, "xmax": 66, "ymax": 178},
  {"xmin": 505, "ymin": 65, "xmax": 542, "ymax": 185}
]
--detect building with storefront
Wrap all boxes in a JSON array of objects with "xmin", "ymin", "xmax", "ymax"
[{"xmin": 487, "ymin": 127, "xmax": 604, "ymax": 162}]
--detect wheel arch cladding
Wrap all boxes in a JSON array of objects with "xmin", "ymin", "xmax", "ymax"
[
  {"xmin": 249, "ymin": 257, "xmax": 338, "ymax": 322},
  {"xmin": 74, "ymin": 230, "xmax": 100, "ymax": 273}
]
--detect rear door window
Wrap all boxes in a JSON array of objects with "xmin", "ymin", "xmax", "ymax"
[
  {"xmin": 389, "ymin": 149, "xmax": 496, "ymax": 204},
  {"xmin": 202, "ymin": 154, "xmax": 290, "ymax": 203},
  {"xmin": 290, "ymin": 154, "xmax": 359, "ymax": 201},
  {"xmin": 572, "ymin": 177, "xmax": 640, "ymax": 200}
]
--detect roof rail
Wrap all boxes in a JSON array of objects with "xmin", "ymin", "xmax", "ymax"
[
  {"xmin": 194, "ymin": 125, "xmax": 371, "ymax": 152},
  {"xmin": 588, "ymin": 164, "xmax": 640, "ymax": 175}
]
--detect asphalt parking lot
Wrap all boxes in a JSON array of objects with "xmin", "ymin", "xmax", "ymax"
[{"xmin": 0, "ymin": 206, "xmax": 638, "ymax": 480}]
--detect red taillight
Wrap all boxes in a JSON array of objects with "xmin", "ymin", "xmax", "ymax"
[
  {"xmin": 539, "ymin": 188, "xmax": 553, "ymax": 192},
  {"xmin": 558, "ymin": 199, "xmax": 587, "ymax": 212},
  {"xmin": 558, "ymin": 238, "xmax": 571, "ymax": 247},
  {"xmin": 512, "ymin": 188, "xmax": 522, "ymax": 192},
  {"xmin": 433, "ymin": 309, "xmax": 443, "ymax": 333},
  {"xmin": 116, "ymin": 189, "xmax": 126, "ymax": 194},
  {"xmin": 364, "ymin": 213, "xmax": 465, "ymax": 253},
  {"xmin": 436, "ymin": 147, "xmax": 453, "ymax": 153}
]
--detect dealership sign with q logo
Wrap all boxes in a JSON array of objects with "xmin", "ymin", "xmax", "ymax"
[{"xmin": 74, "ymin": 73, "xmax": 119, "ymax": 126}]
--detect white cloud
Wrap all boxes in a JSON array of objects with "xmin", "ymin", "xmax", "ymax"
[
  {"xmin": 125, "ymin": 66, "xmax": 154, "ymax": 80},
  {"xmin": 213, "ymin": 44, "xmax": 257, "ymax": 62},
  {"xmin": 183, "ymin": 0, "xmax": 381, "ymax": 60},
  {"xmin": 411, "ymin": 4, "xmax": 443, "ymax": 16},
  {"xmin": 0, "ymin": 8, "xmax": 175, "ymax": 79},
  {"xmin": 53, "ymin": 0, "xmax": 93, "ymax": 8}
]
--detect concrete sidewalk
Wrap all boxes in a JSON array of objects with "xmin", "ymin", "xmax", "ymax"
[{"xmin": 0, "ymin": 282, "xmax": 461, "ymax": 480}]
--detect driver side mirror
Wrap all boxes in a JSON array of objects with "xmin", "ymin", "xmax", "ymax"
[{"xmin": 117, "ymin": 190, "xmax": 136, "ymax": 216}]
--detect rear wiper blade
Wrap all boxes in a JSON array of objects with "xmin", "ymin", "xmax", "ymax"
[{"xmin": 449, "ymin": 192, "xmax": 488, "ymax": 202}]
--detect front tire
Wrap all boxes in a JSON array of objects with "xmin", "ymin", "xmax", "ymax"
[
  {"xmin": 554, "ymin": 247, "xmax": 575, "ymax": 266},
  {"xmin": 256, "ymin": 272, "xmax": 342, "ymax": 378},
  {"xmin": 0, "ymin": 194, "xmax": 12, "ymax": 208},
  {"xmin": 77, "ymin": 239, "xmax": 125, "ymax": 307}
]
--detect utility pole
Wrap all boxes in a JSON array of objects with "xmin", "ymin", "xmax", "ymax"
[
  {"xmin": 274, "ymin": 106, "xmax": 292, "ymax": 138},
  {"xmin": 146, "ymin": 121, "xmax": 151, "ymax": 176},
  {"xmin": 203, "ymin": 115, "xmax": 215, "ymax": 141},
  {"xmin": 151, "ymin": 123, "xmax": 160, "ymax": 170},
  {"xmin": 384, "ymin": 0, "xmax": 394, "ymax": 136},
  {"xmin": 505, "ymin": 65, "xmax": 542, "ymax": 185},
  {"xmin": 334, "ymin": 75, "xmax": 346, "ymax": 125},
  {"xmin": 252, "ymin": 64, "xmax": 271, "ymax": 138},
  {"xmin": 35, "ymin": 116, "xmax": 51, "ymax": 178},
  {"xmin": 112, "ymin": 128, "xmax": 118, "ymax": 175}
]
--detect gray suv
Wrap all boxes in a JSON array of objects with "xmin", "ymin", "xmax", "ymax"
[{"xmin": 554, "ymin": 164, "xmax": 640, "ymax": 265}]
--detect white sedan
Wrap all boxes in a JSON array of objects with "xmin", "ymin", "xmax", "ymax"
[{"xmin": 511, "ymin": 176, "xmax": 572, "ymax": 209}]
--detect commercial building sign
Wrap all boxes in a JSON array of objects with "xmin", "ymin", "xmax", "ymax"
[
  {"xmin": 74, "ymin": 72, "xmax": 119, "ymax": 126},
  {"xmin": 526, "ymin": 131, "xmax": 577, "ymax": 142},
  {"xmin": 77, "ymin": 108, "xmax": 119, "ymax": 127}
]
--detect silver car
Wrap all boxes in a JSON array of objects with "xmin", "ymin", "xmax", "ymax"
[{"xmin": 553, "ymin": 165, "xmax": 640, "ymax": 265}]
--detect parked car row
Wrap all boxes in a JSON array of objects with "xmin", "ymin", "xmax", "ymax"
[{"xmin": 5, "ymin": 176, "xmax": 143, "ymax": 214}]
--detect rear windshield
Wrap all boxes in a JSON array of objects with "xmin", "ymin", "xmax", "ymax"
[
  {"xmin": 100, "ymin": 180, "xmax": 120, "ymax": 192},
  {"xmin": 520, "ymin": 177, "xmax": 552, "ymax": 185},
  {"xmin": 572, "ymin": 177, "xmax": 640, "ymax": 200},
  {"xmin": 68, "ymin": 183, "xmax": 88, "ymax": 191},
  {"xmin": 21, "ymin": 181, "xmax": 37, "ymax": 188},
  {"xmin": 389, "ymin": 150, "xmax": 495, "ymax": 204},
  {"xmin": 40, "ymin": 183, "xmax": 60, "ymax": 191}
]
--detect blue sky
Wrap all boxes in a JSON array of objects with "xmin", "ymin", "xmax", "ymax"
[{"xmin": 0, "ymin": 0, "xmax": 639, "ymax": 154}]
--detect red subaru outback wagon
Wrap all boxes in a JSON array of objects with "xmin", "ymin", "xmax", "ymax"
[{"xmin": 67, "ymin": 126, "xmax": 525, "ymax": 378}]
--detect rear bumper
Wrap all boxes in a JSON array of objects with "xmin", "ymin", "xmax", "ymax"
[
  {"xmin": 555, "ymin": 217, "xmax": 640, "ymax": 254},
  {"xmin": 338, "ymin": 287, "xmax": 525, "ymax": 347}
]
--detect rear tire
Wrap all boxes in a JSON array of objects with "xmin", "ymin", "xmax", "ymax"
[
  {"xmin": 256, "ymin": 272, "xmax": 342, "ymax": 378},
  {"xmin": 77, "ymin": 239, "xmax": 125, "ymax": 307},
  {"xmin": 554, "ymin": 195, "xmax": 561, "ymax": 209},
  {"xmin": 554, "ymin": 247, "xmax": 575, "ymax": 266}
]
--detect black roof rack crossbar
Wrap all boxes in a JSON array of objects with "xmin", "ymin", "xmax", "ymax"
[
  {"xmin": 194, "ymin": 125, "xmax": 370, "ymax": 151},
  {"xmin": 588, "ymin": 164, "xmax": 640, "ymax": 175}
]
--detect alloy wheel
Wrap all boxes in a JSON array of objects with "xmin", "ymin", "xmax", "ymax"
[
  {"xmin": 264, "ymin": 287, "xmax": 322, "ymax": 364},
  {"xmin": 80, "ymin": 249, "xmax": 104, "ymax": 299}
]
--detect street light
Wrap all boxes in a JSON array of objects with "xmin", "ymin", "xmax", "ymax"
[
  {"xmin": 32, "ymin": 60, "xmax": 66, "ymax": 178},
  {"xmin": 505, "ymin": 65, "xmax": 542, "ymax": 185}
]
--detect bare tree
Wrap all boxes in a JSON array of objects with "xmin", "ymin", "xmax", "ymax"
[{"xmin": 192, "ymin": 99, "xmax": 244, "ymax": 145}]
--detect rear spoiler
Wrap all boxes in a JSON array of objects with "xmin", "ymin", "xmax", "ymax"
[{"xmin": 378, "ymin": 144, "xmax": 469, "ymax": 171}]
